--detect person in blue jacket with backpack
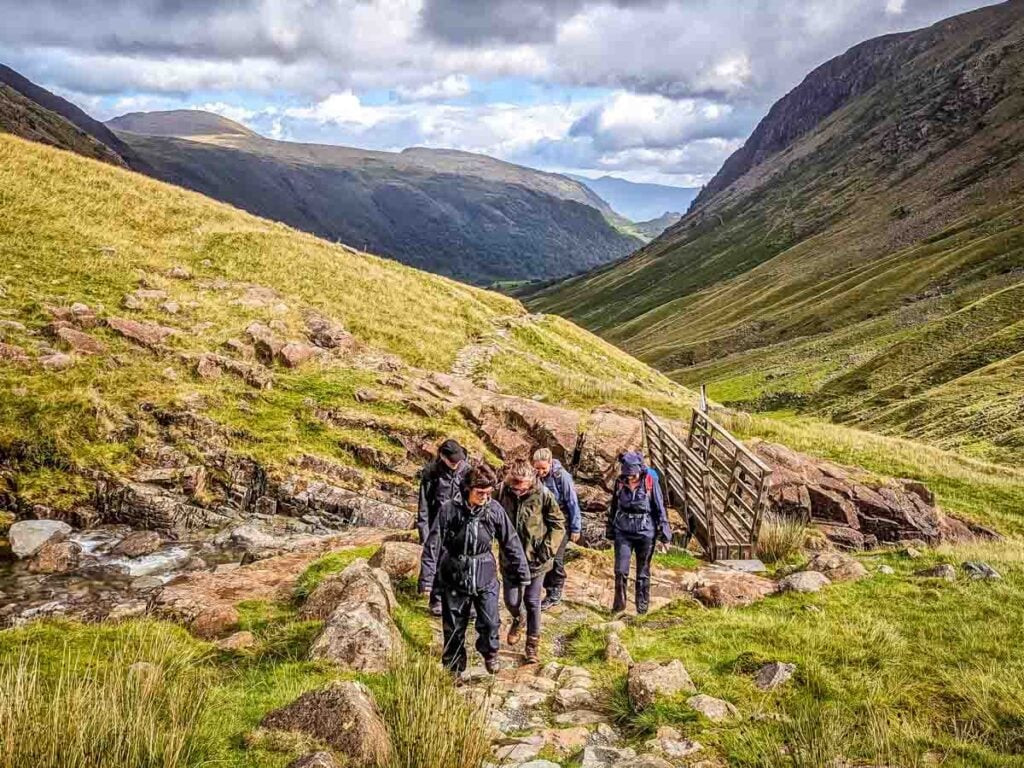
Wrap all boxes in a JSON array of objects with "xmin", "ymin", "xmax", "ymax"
[{"xmin": 605, "ymin": 451, "xmax": 672, "ymax": 614}]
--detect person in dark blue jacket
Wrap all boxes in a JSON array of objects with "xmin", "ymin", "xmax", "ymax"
[
  {"xmin": 420, "ymin": 463, "xmax": 531, "ymax": 675},
  {"xmin": 605, "ymin": 451, "xmax": 671, "ymax": 614},
  {"xmin": 532, "ymin": 448, "xmax": 581, "ymax": 609},
  {"xmin": 417, "ymin": 439, "xmax": 468, "ymax": 616}
]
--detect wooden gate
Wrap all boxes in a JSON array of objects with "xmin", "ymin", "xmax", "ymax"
[{"xmin": 641, "ymin": 400, "xmax": 771, "ymax": 561}]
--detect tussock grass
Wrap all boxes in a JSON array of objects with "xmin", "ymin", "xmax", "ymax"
[
  {"xmin": 0, "ymin": 621, "xmax": 211, "ymax": 768},
  {"xmin": 756, "ymin": 512, "xmax": 808, "ymax": 564},
  {"xmin": 373, "ymin": 653, "xmax": 491, "ymax": 768}
]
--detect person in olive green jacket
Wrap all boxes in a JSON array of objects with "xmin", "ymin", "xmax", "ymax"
[{"xmin": 497, "ymin": 458, "xmax": 566, "ymax": 663}]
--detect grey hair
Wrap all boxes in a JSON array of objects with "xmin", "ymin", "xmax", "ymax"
[
  {"xmin": 505, "ymin": 458, "xmax": 537, "ymax": 482},
  {"xmin": 532, "ymin": 447, "xmax": 553, "ymax": 462}
]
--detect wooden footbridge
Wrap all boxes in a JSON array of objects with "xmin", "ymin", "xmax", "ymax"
[{"xmin": 641, "ymin": 390, "xmax": 772, "ymax": 561}]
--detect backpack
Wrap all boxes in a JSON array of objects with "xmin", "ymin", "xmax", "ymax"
[{"xmin": 616, "ymin": 470, "xmax": 654, "ymax": 495}]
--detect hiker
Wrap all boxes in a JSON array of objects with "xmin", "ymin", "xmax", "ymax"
[
  {"xmin": 417, "ymin": 439, "xmax": 469, "ymax": 616},
  {"xmin": 606, "ymin": 451, "xmax": 672, "ymax": 615},
  {"xmin": 419, "ymin": 463, "xmax": 531, "ymax": 675},
  {"xmin": 497, "ymin": 459, "xmax": 566, "ymax": 663},
  {"xmin": 531, "ymin": 447, "xmax": 581, "ymax": 609}
]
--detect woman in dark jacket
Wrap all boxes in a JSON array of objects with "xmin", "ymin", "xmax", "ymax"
[
  {"xmin": 420, "ymin": 463, "xmax": 531, "ymax": 675},
  {"xmin": 605, "ymin": 451, "xmax": 671, "ymax": 614},
  {"xmin": 497, "ymin": 459, "xmax": 566, "ymax": 663}
]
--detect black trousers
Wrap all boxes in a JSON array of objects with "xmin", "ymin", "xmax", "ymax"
[
  {"xmin": 440, "ymin": 581, "xmax": 501, "ymax": 673},
  {"xmin": 613, "ymin": 531, "xmax": 655, "ymax": 581},
  {"xmin": 543, "ymin": 533, "xmax": 570, "ymax": 593},
  {"xmin": 502, "ymin": 576, "xmax": 545, "ymax": 637}
]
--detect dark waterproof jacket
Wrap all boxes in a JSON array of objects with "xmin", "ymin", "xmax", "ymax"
[
  {"xmin": 419, "ymin": 497, "xmax": 531, "ymax": 595},
  {"xmin": 497, "ymin": 481, "xmax": 566, "ymax": 579},
  {"xmin": 606, "ymin": 469, "xmax": 672, "ymax": 541},
  {"xmin": 416, "ymin": 458, "xmax": 468, "ymax": 543},
  {"xmin": 539, "ymin": 459, "xmax": 582, "ymax": 534}
]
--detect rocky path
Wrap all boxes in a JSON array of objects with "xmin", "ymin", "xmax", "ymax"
[{"xmin": 449, "ymin": 313, "xmax": 544, "ymax": 382}]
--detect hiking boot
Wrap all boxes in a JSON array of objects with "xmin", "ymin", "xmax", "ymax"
[
  {"xmin": 429, "ymin": 596, "xmax": 443, "ymax": 617},
  {"xmin": 484, "ymin": 656, "xmax": 502, "ymax": 675},
  {"xmin": 524, "ymin": 635, "xmax": 541, "ymax": 664},
  {"xmin": 506, "ymin": 615, "xmax": 523, "ymax": 646},
  {"xmin": 612, "ymin": 575, "xmax": 629, "ymax": 613},
  {"xmin": 635, "ymin": 577, "xmax": 650, "ymax": 615},
  {"xmin": 541, "ymin": 590, "xmax": 562, "ymax": 610}
]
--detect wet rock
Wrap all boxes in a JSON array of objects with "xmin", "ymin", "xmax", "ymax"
[
  {"xmin": 28, "ymin": 539, "xmax": 82, "ymax": 574},
  {"xmin": 301, "ymin": 559, "xmax": 396, "ymax": 621},
  {"xmin": 111, "ymin": 530, "xmax": 164, "ymax": 558},
  {"xmin": 777, "ymin": 571, "xmax": 831, "ymax": 593},
  {"xmin": 755, "ymin": 662, "xmax": 796, "ymax": 691},
  {"xmin": 368, "ymin": 541, "xmax": 422, "ymax": 581},
  {"xmin": 915, "ymin": 563, "xmax": 957, "ymax": 581},
  {"xmin": 627, "ymin": 660, "xmax": 696, "ymax": 712},
  {"xmin": 805, "ymin": 551, "xmax": 867, "ymax": 582},
  {"xmin": 9, "ymin": 519, "xmax": 73, "ymax": 559},
  {"xmin": 687, "ymin": 694, "xmax": 738, "ymax": 722},
  {"xmin": 963, "ymin": 561, "xmax": 1001, "ymax": 580},
  {"xmin": 40, "ymin": 352, "xmax": 75, "ymax": 371},
  {"xmin": 288, "ymin": 753, "xmax": 340, "ymax": 768},
  {"xmin": 261, "ymin": 681, "xmax": 392, "ymax": 766},
  {"xmin": 107, "ymin": 317, "xmax": 178, "ymax": 348},
  {"xmin": 55, "ymin": 327, "xmax": 106, "ymax": 355},
  {"xmin": 217, "ymin": 630, "xmax": 257, "ymax": 651}
]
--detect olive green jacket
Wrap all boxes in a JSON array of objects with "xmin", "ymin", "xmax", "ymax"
[{"xmin": 497, "ymin": 481, "xmax": 567, "ymax": 579}]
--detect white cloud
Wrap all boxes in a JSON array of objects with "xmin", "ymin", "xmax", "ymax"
[
  {"xmin": 394, "ymin": 74, "xmax": 471, "ymax": 102},
  {"xmin": 886, "ymin": 0, "xmax": 907, "ymax": 15}
]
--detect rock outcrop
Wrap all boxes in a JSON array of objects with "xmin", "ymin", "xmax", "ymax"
[
  {"xmin": 8, "ymin": 519, "xmax": 72, "ymax": 558},
  {"xmin": 261, "ymin": 681, "xmax": 392, "ymax": 767},
  {"xmin": 627, "ymin": 660, "xmax": 696, "ymax": 712}
]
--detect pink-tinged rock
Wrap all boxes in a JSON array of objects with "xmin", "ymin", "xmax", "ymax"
[
  {"xmin": 0, "ymin": 342, "xmax": 30, "ymax": 363},
  {"xmin": 40, "ymin": 352, "xmax": 75, "ymax": 371},
  {"xmin": 107, "ymin": 317, "xmax": 178, "ymax": 348},
  {"xmin": 55, "ymin": 327, "xmax": 106, "ymax": 355},
  {"xmin": 278, "ymin": 342, "xmax": 322, "ymax": 368}
]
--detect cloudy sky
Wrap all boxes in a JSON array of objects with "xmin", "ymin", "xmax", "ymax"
[{"xmin": 0, "ymin": 0, "xmax": 996, "ymax": 185}]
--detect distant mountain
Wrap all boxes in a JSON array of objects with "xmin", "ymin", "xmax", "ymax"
[
  {"xmin": 107, "ymin": 110, "xmax": 642, "ymax": 286},
  {"xmin": 529, "ymin": 0, "xmax": 1024, "ymax": 465},
  {"xmin": 633, "ymin": 212, "xmax": 682, "ymax": 240},
  {"xmin": 0, "ymin": 64, "xmax": 147, "ymax": 170},
  {"xmin": 567, "ymin": 174, "xmax": 699, "ymax": 222}
]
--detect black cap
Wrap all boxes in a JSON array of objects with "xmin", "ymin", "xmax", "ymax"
[{"xmin": 438, "ymin": 438, "xmax": 466, "ymax": 463}]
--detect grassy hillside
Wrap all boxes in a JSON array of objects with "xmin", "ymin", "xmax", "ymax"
[
  {"xmin": 105, "ymin": 111, "xmax": 641, "ymax": 286},
  {"xmin": 0, "ymin": 134, "xmax": 685, "ymax": 509},
  {"xmin": 526, "ymin": 1, "xmax": 1024, "ymax": 465}
]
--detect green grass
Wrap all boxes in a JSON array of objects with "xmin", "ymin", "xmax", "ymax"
[{"xmin": 292, "ymin": 546, "xmax": 380, "ymax": 602}]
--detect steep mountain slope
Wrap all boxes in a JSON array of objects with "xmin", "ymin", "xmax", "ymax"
[
  {"xmin": 0, "ymin": 64, "xmax": 146, "ymax": 169},
  {"xmin": 0, "ymin": 133, "xmax": 688, "ymax": 513},
  {"xmin": 105, "ymin": 111, "xmax": 641, "ymax": 285},
  {"xmin": 528, "ymin": 0, "xmax": 1024, "ymax": 464},
  {"xmin": 634, "ymin": 211, "xmax": 682, "ymax": 240},
  {"xmin": 0, "ymin": 83, "xmax": 123, "ymax": 165},
  {"xmin": 568, "ymin": 174, "xmax": 699, "ymax": 222}
]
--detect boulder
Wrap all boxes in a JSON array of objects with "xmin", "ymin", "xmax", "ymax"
[
  {"xmin": 111, "ymin": 530, "xmax": 163, "ymax": 558},
  {"xmin": 805, "ymin": 551, "xmax": 868, "ymax": 582},
  {"xmin": 963, "ymin": 561, "xmax": 1001, "ymax": 580},
  {"xmin": 686, "ymin": 694, "xmax": 738, "ymax": 721},
  {"xmin": 305, "ymin": 312, "xmax": 357, "ymax": 351},
  {"xmin": 262, "ymin": 681, "xmax": 392, "ymax": 767},
  {"xmin": 777, "ymin": 571, "xmax": 831, "ymax": 593},
  {"xmin": 107, "ymin": 317, "xmax": 178, "ymax": 348},
  {"xmin": 309, "ymin": 602, "xmax": 402, "ymax": 673},
  {"xmin": 27, "ymin": 539, "xmax": 82, "ymax": 574},
  {"xmin": 217, "ymin": 631, "xmax": 257, "ymax": 651},
  {"xmin": 190, "ymin": 604, "xmax": 240, "ymax": 639},
  {"xmin": 755, "ymin": 662, "xmax": 796, "ymax": 691},
  {"xmin": 55, "ymin": 327, "xmax": 106, "ymax": 355},
  {"xmin": 9, "ymin": 519, "xmax": 73, "ymax": 559},
  {"xmin": 605, "ymin": 632, "xmax": 633, "ymax": 666},
  {"xmin": 40, "ymin": 352, "xmax": 74, "ymax": 371},
  {"xmin": 278, "ymin": 342, "xmax": 322, "ymax": 368},
  {"xmin": 300, "ymin": 559, "xmax": 396, "ymax": 621},
  {"xmin": 368, "ymin": 541, "xmax": 422, "ymax": 580},
  {"xmin": 915, "ymin": 563, "xmax": 957, "ymax": 581},
  {"xmin": 228, "ymin": 525, "xmax": 279, "ymax": 552},
  {"xmin": 691, "ymin": 570, "xmax": 777, "ymax": 607},
  {"xmin": 627, "ymin": 660, "xmax": 696, "ymax": 712}
]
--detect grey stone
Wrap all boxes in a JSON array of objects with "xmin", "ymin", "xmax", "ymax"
[
  {"xmin": 963, "ymin": 561, "xmax": 1001, "ymax": 580},
  {"xmin": 915, "ymin": 563, "xmax": 957, "ymax": 581},
  {"xmin": 581, "ymin": 745, "xmax": 636, "ymax": 768},
  {"xmin": 755, "ymin": 662, "xmax": 796, "ymax": 691},
  {"xmin": 627, "ymin": 660, "xmax": 696, "ymax": 711},
  {"xmin": 777, "ymin": 571, "xmax": 831, "ymax": 593},
  {"xmin": 686, "ymin": 694, "xmax": 738, "ymax": 721},
  {"xmin": 9, "ymin": 520, "xmax": 72, "ymax": 559},
  {"xmin": 287, "ymin": 752, "xmax": 339, "ymax": 768},
  {"xmin": 877, "ymin": 564, "xmax": 895, "ymax": 575}
]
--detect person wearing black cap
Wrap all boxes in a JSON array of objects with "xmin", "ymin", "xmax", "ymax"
[
  {"xmin": 419, "ymin": 463, "xmax": 531, "ymax": 675},
  {"xmin": 606, "ymin": 451, "xmax": 672, "ymax": 614},
  {"xmin": 417, "ymin": 438, "xmax": 468, "ymax": 616}
]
